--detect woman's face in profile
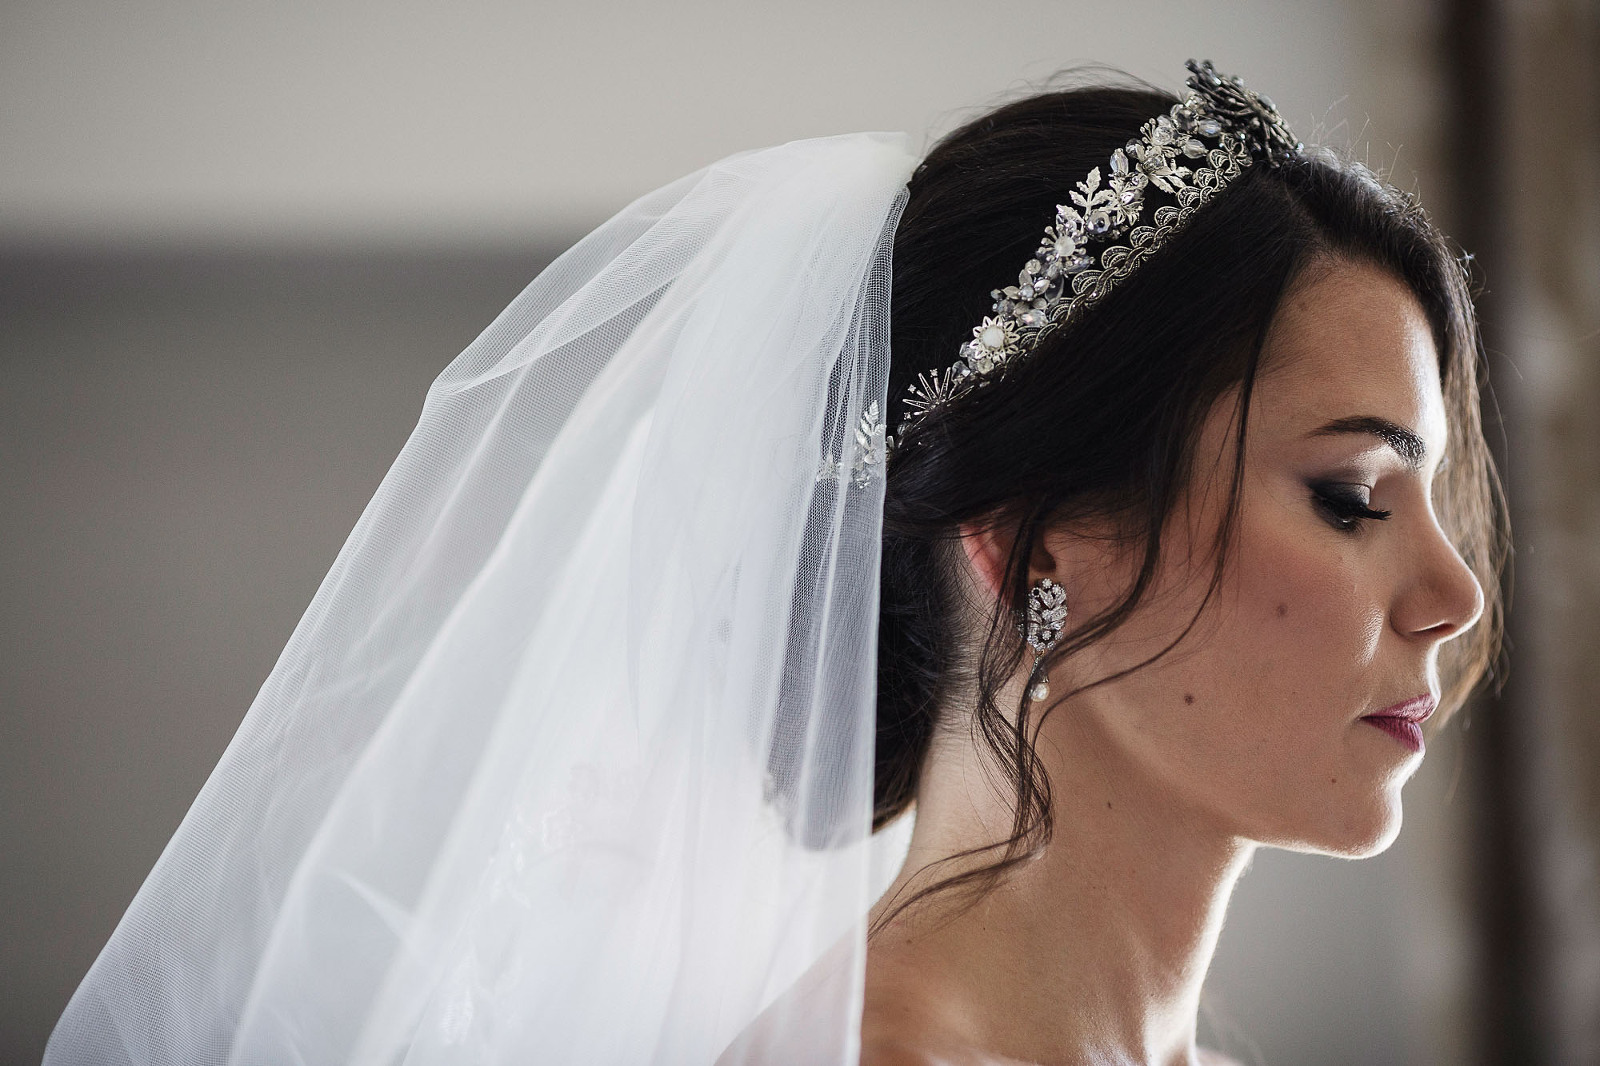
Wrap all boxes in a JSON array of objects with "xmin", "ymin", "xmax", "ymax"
[{"xmin": 1047, "ymin": 255, "xmax": 1485, "ymax": 857}]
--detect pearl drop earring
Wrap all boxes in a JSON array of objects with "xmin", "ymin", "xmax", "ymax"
[{"xmin": 1023, "ymin": 578, "xmax": 1068, "ymax": 702}]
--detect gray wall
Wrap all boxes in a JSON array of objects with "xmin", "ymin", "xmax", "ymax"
[
  {"xmin": 0, "ymin": 0, "xmax": 1361, "ymax": 248},
  {"xmin": 2, "ymin": 250, "xmax": 552, "ymax": 1064}
]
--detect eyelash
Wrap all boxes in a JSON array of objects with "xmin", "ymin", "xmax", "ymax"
[{"xmin": 1310, "ymin": 482, "xmax": 1393, "ymax": 534}]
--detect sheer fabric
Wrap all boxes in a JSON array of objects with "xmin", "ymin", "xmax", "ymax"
[{"xmin": 48, "ymin": 132, "xmax": 920, "ymax": 1065}]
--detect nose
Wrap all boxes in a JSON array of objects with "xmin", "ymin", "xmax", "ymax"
[{"xmin": 1392, "ymin": 514, "xmax": 1486, "ymax": 642}]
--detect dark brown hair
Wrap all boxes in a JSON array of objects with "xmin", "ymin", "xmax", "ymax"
[{"xmin": 872, "ymin": 77, "xmax": 1508, "ymax": 926}]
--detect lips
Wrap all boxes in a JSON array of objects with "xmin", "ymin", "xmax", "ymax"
[{"xmin": 1360, "ymin": 693, "xmax": 1435, "ymax": 754}]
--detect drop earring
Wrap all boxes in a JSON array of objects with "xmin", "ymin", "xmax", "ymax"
[{"xmin": 1023, "ymin": 577, "xmax": 1068, "ymax": 702}]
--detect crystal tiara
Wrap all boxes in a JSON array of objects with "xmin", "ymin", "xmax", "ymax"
[{"xmin": 884, "ymin": 60, "xmax": 1303, "ymax": 458}]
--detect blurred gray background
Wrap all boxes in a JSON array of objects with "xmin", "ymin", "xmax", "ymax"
[{"xmin": 2, "ymin": 2, "xmax": 1596, "ymax": 1064}]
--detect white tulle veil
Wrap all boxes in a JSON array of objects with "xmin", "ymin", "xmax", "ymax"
[{"xmin": 48, "ymin": 132, "xmax": 921, "ymax": 1065}]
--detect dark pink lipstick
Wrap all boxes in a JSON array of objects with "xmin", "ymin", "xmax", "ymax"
[{"xmin": 1360, "ymin": 694, "xmax": 1435, "ymax": 754}]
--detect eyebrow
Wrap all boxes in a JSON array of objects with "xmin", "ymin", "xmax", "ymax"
[{"xmin": 1305, "ymin": 415, "xmax": 1427, "ymax": 470}]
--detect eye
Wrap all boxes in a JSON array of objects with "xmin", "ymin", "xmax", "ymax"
[{"xmin": 1309, "ymin": 481, "xmax": 1393, "ymax": 534}]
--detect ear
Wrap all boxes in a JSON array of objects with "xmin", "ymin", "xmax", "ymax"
[{"xmin": 957, "ymin": 519, "xmax": 1063, "ymax": 604}]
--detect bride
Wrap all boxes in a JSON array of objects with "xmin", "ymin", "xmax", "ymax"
[{"xmin": 48, "ymin": 62, "xmax": 1503, "ymax": 1065}]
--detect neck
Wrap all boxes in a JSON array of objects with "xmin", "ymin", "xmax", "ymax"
[{"xmin": 865, "ymin": 705, "xmax": 1255, "ymax": 1066}]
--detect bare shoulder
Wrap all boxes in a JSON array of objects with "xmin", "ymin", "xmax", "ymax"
[
  {"xmin": 862, "ymin": 1036, "xmax": 1242, "ymax": 1066},
  {"xmin": 859, "ymin": 1034, "xmax": 949, "ymax": 1066}
]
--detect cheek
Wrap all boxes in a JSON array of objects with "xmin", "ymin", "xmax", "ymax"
[
  {"xmin": 1085, "ymin": 505, "xmax": 1388, "ymax": 802},
  {"xmin": 1195, "ymin": 515, "xmax": 1387, "ymax": 773},
  {"xmin": 1231, "ymin": 516, "xmax": 1386, "ymax": 690}
]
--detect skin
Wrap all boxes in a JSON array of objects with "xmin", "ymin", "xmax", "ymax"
[{"xmin": 857, "ymin": 256, "xmax": 1486, "ymax": 1066}]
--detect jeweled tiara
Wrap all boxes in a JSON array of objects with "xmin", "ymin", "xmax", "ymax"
[{"xmin": 884, "ymin": 60, "xmax": 1303, "ymax": 458}]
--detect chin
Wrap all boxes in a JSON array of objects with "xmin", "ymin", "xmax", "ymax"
[{"xmin": 1266, "ymin": 792, "xmax": 1406, "ymax": 859}]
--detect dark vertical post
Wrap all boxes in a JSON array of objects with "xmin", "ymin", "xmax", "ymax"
[{"xmin": 1439, "ymin": 0, "xmax": 1552, "ymax": 1062}]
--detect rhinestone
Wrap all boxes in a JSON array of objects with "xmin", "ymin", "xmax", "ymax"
[
  {"xmin": 1087, "ymin": 211, "xmax": 1111, "ymax": 235},
  {"xmin": 1017, "ymin": 282, "xmax": 1034, "ymax": 300},
  {"xmin": 1024, "ymin": 259, "xmax": 1042, "ymax": 275},
  {"xmin": 1199, "ymin": 119, "xmax": 1222, "ymax": 137}
]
